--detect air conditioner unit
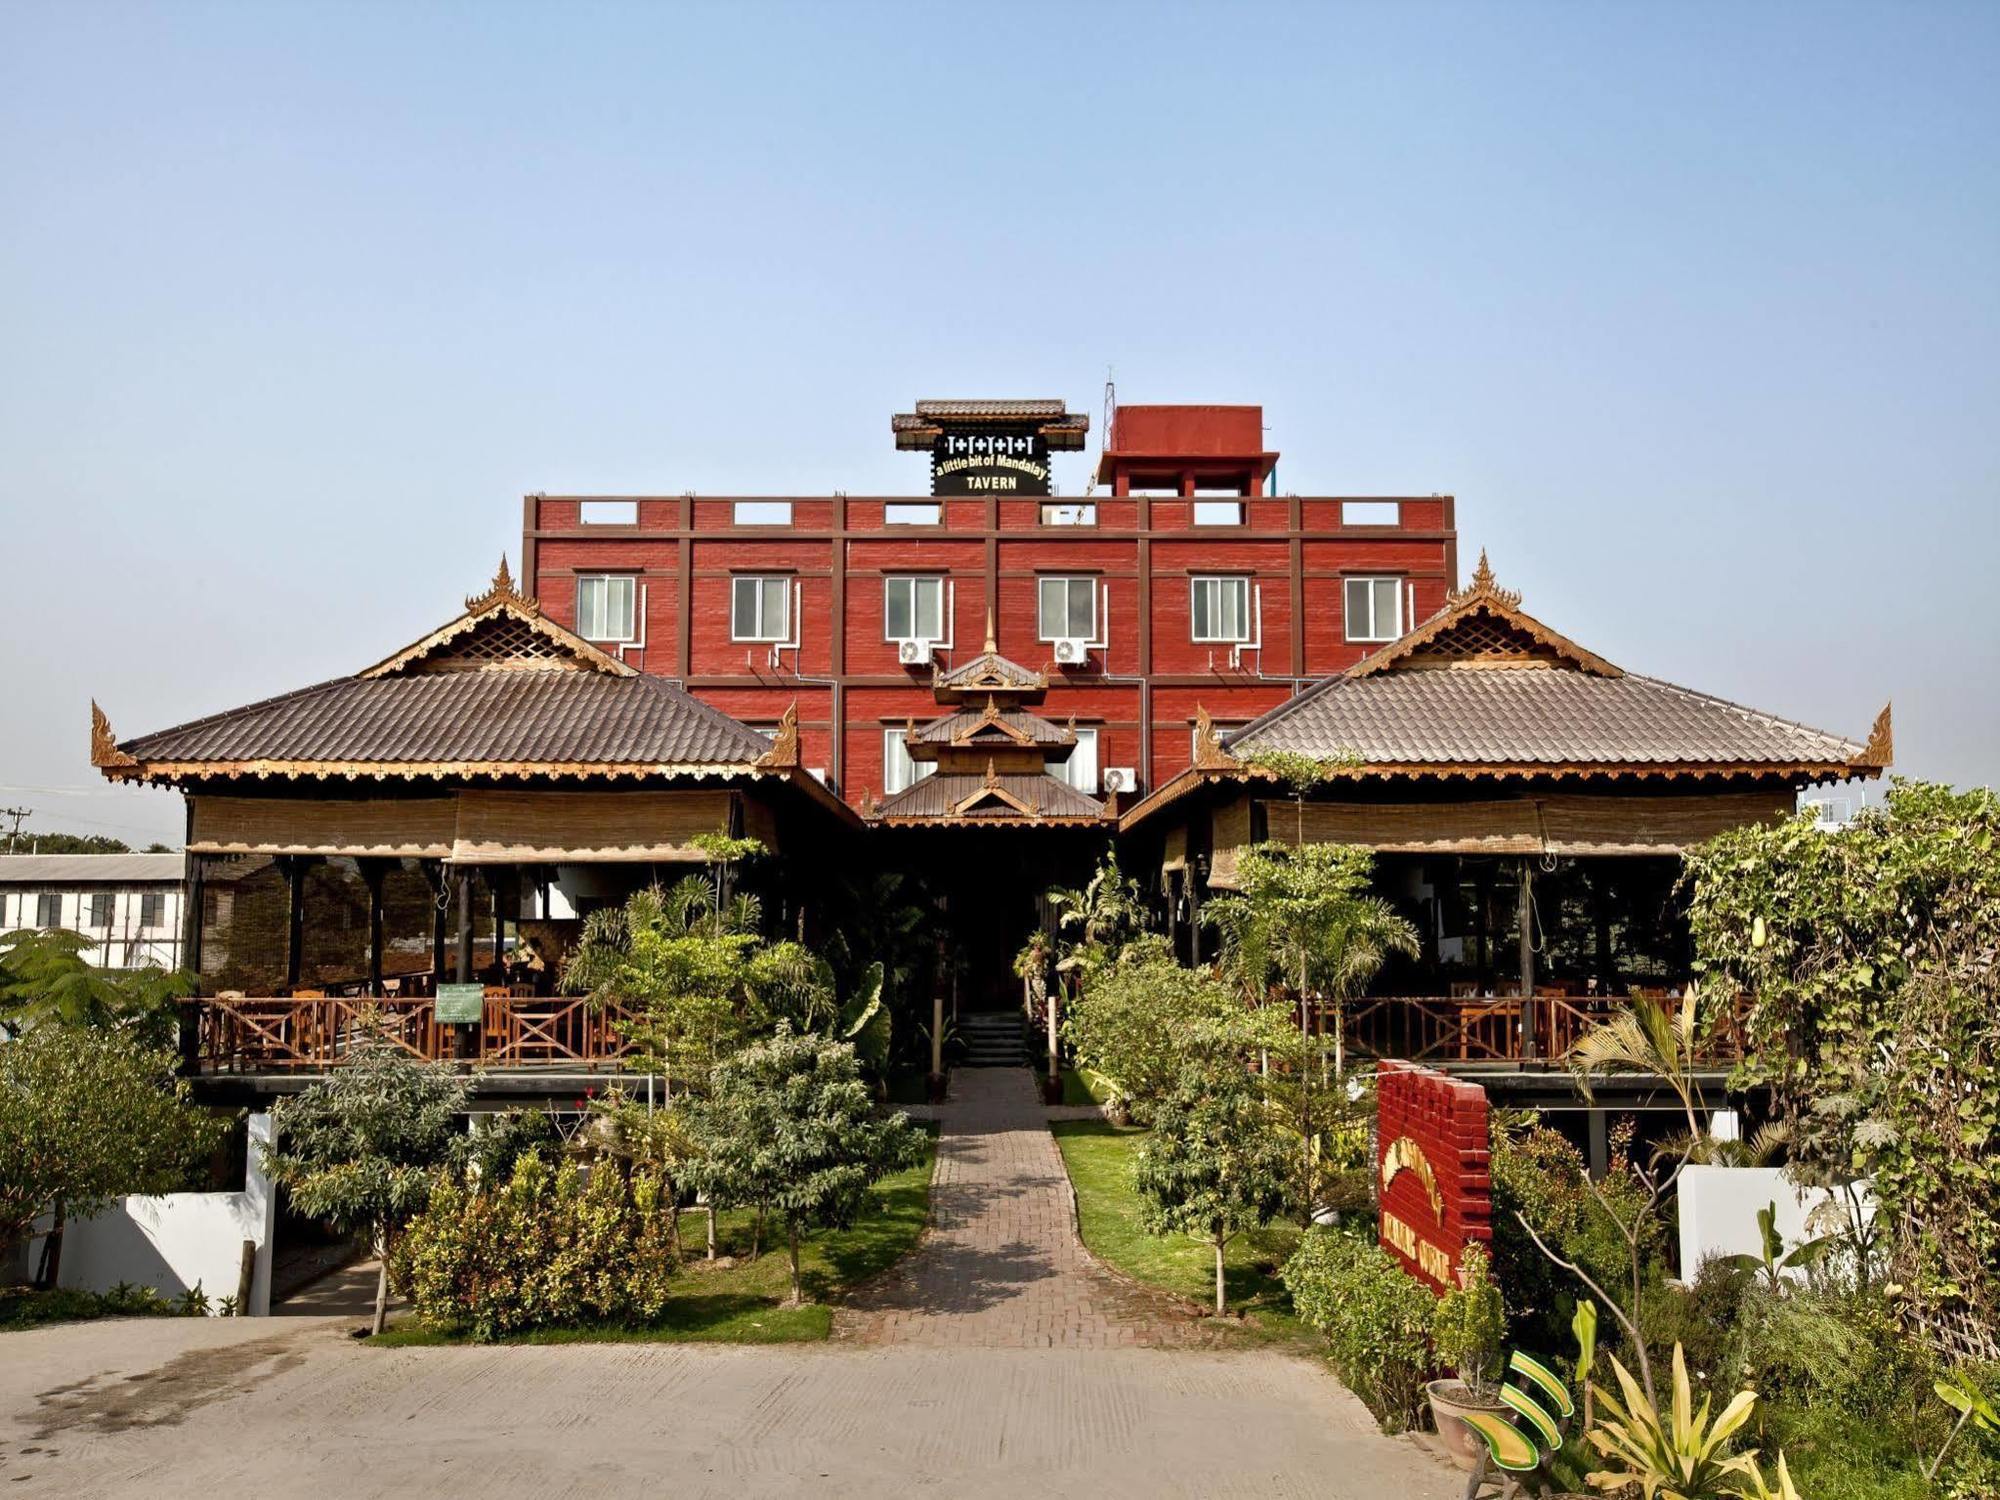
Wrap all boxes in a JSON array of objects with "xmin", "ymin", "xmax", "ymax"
[
  {"xmin": 896, "ymin": 638, "xmax": 935, "ymax": 666},
  {"xmin": 1101, "ymin": 766, "xmax": 1137, "ymax": 795},
  {"xmin": 1052, "ymin": 637, "xmax": 1090, "ymax": 665}
]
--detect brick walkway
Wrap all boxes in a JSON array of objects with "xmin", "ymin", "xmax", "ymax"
[{"xmin": 836, "ymin": 1067, "xmax": 1215, "ymax": 1348}]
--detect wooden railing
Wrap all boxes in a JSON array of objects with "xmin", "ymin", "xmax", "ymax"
[
  {"xmin": 1332, "ymin": 990, "xmax": 1747, "ymax": 1068},
  {"xmin": 184, "ymin": 993, "xmax": 639, "ymax": 1073}
]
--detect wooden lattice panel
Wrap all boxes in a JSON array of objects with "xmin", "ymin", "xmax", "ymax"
[
  {"xmin": 407, "ymin": 613, "xmax": 585, "ymax": 672},
  {"xmin": 1408, "ymin": 612, "xmax": 1560, "ymax": 666}
]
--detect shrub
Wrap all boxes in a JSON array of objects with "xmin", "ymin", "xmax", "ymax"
[
  {"xmin": 1433, "ymin": 1242, "xmax": 1505, "ymax": 1395},
  {"xmin": 396, "ymin": 1155, "xmax": 674, "ymax": 1340},
  {"xmin": 1282, "ymin": 1226, "xmax": 1435, "ymax": 1431},
  {"xmin": 1490, "ymin": 1114, "xmax": 1664, "ymax": 1355},
  {"xmin": 1640, "ymin": 1254, "xmax": 1749, "ymax": 1388},
  {"xmin": 1064, "ymin": 948, "xmax": 1269, "ymax": 1121}
]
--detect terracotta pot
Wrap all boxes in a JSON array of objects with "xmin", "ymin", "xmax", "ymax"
[{"xmin": 1426, "ymin": 1379, "xmax": 1508, "ymax": 1470}]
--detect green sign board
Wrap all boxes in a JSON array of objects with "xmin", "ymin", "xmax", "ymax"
[{"xmin": 435, "ymin": 983, "xmax": 485, "ymax": 1025}]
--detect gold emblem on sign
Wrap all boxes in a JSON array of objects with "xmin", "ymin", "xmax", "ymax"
[{"xmin": 1380, "ymin": 1136, "xmax": 1444, "ymax": 1225}]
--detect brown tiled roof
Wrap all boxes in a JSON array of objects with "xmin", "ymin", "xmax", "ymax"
[
  {"xmin": 905, "ymin": 706, "xmax": 1074, "ymax": 750},
  {"xmin": 872, "ymin": 771, "xmax": 1105, "ymax": 824},
  {"xmin": 914, "ymin": 399, "xmax": 1069, "ymax": 419},
  {"xmin": 1225, "ymin": 670, "xmax": 1868, "ymax": 770},
  {"xmin": 118, "ymin": 670, "xmax": 773, "ymax": 771},
  {"xmin": 98, "ymin": 563, "xmax": 775, "ymax": 781},
  {"xmin": 892, "ymin": 401, "xmax": 1090, "ymax": 451},
  {"xmin": 932, "ymin": 650, "xmax": 1048, "ymax": 698}
]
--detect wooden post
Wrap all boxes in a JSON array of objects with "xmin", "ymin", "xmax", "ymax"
[
  {"xmin": 490, "ymin": 877, "xmax": 505, "ymax": 966},
  {"xmin": 361, "ymin": 860, "xmax": 385, "ymax": 996},
  {"xmin": 283, "ymin": 856, "xmax": 305, "ymax": 991},
  {"xmin": 930, "ymin": 993, "xmax": 944, "ymax": 1084},
  {"xmin": 1518, "ymin": 858, "xmax": 1538, "ymax": 1060},
  {"xmin": 1188, "ymin": 858, "xmax": 1203, "ymax": 966},
  {"xmin": 455, "ymin": 871, "xmax": 474, "ymax": 983},
  {"xmin": 1046, "ymin": 977, "xmax": 1060, "ymax": 1096}
]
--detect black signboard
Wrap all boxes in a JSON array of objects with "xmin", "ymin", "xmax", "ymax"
[{"xmin": 932, "ymin": 429, "xmax": 1051, "ymax": 496}]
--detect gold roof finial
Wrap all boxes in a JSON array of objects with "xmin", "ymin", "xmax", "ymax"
[
  {"xmin": 983, "ymin": 604, "xmax": 998, "ymax": 656},
  {"xmin": 465, "ymin": 554, "xmax": 540, "ymax": 617},
  {"xmin": 90, "ymin": 700, "xmax": 138, "ymax": 770},
  {"xmin": 1447, "ymin": 549, "xmax": 1521, "ymax": 609},
  {"xmin": 983, "ymin": 756, "xmax": 1000, "ymax": 789}
]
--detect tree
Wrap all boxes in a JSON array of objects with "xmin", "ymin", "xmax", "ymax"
[
  {"xmin": 1683, "ymin": 780, "xmax": 2000, "ymax": 1334},
  {"xmin": 0, "ymin": 1025, "xmax": 224, "ymax": 1280},
  {"xmin": 687, "ymin": 1026, "xmax": 925, "ymax": 1303},
  {"xmin": 1063, "ymin": 939, "xmax": 1284, "ymax": 1120},
  {"xmin": 261, "ymin": 1033, "xmax": 469, "ymax": 1334},
  {"xmin": 1134, "ymin": 1061, "xmax": 1293, "ymax": 1314},
  {"xmin": 0, "ymin": 929, "xmax": 192, "ymax": 1045},
  {"xmin": 1208, "ymin": 842, "xmax": 1417, "ymax": 1216},
  {"xmin": 1045, "ymin": 851, "xmax": 1147, "ymax": 988},
  {"xmin": 563, "ymin": 876, "xmax": 764, "ymax": 1096},
  {"xmin": 4, "ymin": 831, "xmax": 133, "ymax": 855}
]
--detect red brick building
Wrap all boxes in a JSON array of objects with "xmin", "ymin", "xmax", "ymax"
[{"xmin": 520, "ymin": 400, "xmax": 1460, "ymax": 811}]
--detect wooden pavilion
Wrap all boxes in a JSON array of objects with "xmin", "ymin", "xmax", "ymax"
[
  {"xmin": 92, "ymin": 562, "xmax": 858, "ymax": 1088},
  {"xmin": 1118, "ymin": 554, "xmax": 1892, "ymax": 1090}
]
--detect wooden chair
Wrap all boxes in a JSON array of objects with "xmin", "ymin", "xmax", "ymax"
[{"xmin": 1457, "ymin": 998, "xmax": 1522, "ymax": 1061}]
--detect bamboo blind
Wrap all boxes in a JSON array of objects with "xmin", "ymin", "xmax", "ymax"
[
  {"xmin": 189, "ymin": 796, "xmax": 456, "ymax": 857},
  {"xmin": 1258, "ymin": 791, "xmax": 1793, "ymax": 856}
]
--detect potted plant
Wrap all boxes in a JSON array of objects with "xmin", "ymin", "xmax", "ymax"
[{"xmin": 1428, "ymin": 1242, "xmax": 1508, "ymax": 1468}]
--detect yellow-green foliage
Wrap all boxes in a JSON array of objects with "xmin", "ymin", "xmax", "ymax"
[{"xmin": 397, "ymin": 1155, "xmax": 676, "ymax": 1341}]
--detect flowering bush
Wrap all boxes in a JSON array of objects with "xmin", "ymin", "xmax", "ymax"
[{"xmin": 395, "ymin": 1154, "xmax": 674, "ymax": 1340}]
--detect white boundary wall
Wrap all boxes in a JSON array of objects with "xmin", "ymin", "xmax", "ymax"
[
  {"xmin": 26, "ymin": 1113, "xmax": 276, "ymax": 1314},
  {"xmin": 1677, "ymin": 1163, "xmax": 1874, "ymax": 1280}
]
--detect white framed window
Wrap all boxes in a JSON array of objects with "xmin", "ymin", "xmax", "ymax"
[
  {"xmin": 1193, "ymin": 500, "xmax": 1245, "ymax": 525},
  {"xmin": 1041, "ymin": 502, "xmax": 1096, "ymax": 526},
  {"xmin": 884, "ymin": 502, "xmax": 941, "ymax": 526},
  {"xmin": 733, "ymin": 501, "xmax": 792, "ymax": 526},
  {"xmin": 578, "ymin": 499, "xmax": 638, "ymax": 525},
  {"xmin": 1344, "ymin": 576, "xmax": 1403, "ymax": 643},
  {"xmin": 140, "ymin": 893, "xmax": 164, "ymax": 929},
  {"xmin": 1037, "ymin": 577, "xmax": 1096, "ymax": 640},
  {"xmin": 1057, "ymin": 727, "xmax": 1100, "ymax": 794},
  {"xmin": 882, "ymin": 729, "xmax": 937, "ymax": 796},
  {"xmin": 731, "ymin": 575, "xmax": 791, "ymax": 642},
  {"xmin": 1190, "ymin": 576, "xmax": 1251, "ymax": 642},
  {"xmin": 36, "ymin": 893, "xmax": 61, "ymax": 927},
  {"xmin": 1341, "ymin": 500, "xmax": 1400, "ymax": 527},
  {"xmin": 88, "ymin": 892, "xmax": 113, "ymax": 928},
  {"xmin": 884, "ymin": 576, "xmax": 945, "ymax": 640},
  {"xmin": 575, "ymin": 574, "xmax": 637, "ymax": 641}
]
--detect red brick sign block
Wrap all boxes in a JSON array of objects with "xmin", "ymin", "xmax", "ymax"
[{"xmin": 1375, "ymin": 1060, "xmax": 1492, "ymax": 1293}]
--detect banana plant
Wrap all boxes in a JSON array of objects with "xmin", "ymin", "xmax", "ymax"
[
  {"xmin": 1926, "ymin": 1369, "xmax": 2000, "ymax": 1483},
  {"xmin": 1723, "ymin": 1201, "xmax": 1832, "ymax": 1294},
  {"xmin": 837, "ymin": 961, "xmax": 891, "ymax": 1079}
]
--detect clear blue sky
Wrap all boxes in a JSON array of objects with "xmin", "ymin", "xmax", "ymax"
[{"xmin": 2, "ymin": 1, "xmax": 1994, "ymax": 848}]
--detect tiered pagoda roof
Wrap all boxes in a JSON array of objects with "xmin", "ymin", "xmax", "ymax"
[{"xmin": 871, "ymin": 617, "xmax": 1106, "ymax": 827}]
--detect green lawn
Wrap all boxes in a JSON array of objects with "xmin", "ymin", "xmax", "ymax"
[
  {"xmin": 373, "ymin": 1124, "xmax": 937, "ymax": 1347},
  {"xmin": 1050, "ymin": 1120, "xmax": 1312, "ymax": 1344},
  {"xmin": 1060, "ymin": 1067, "xmax": 1118, "ymax": 1108}
]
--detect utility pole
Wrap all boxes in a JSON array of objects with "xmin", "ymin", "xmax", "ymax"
[{"xmin": 0, "ymin": 808, "xmax": 28, "ymax": 855}]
